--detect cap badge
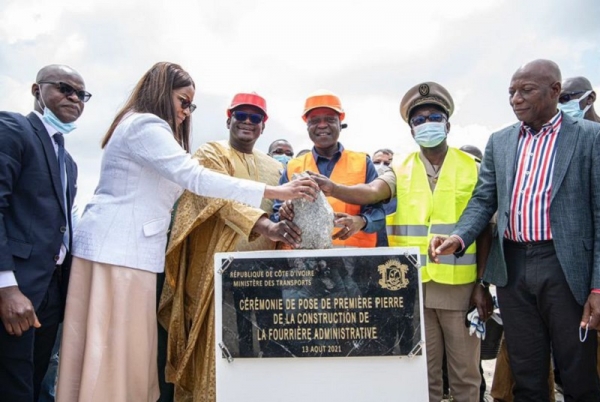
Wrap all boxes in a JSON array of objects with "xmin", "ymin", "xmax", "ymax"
[{"xmin": 418, "ymin": 84, "xmax": 430, "ymax": 96}]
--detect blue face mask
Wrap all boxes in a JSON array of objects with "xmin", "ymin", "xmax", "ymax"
[
  {"xmin": 273, "ymin": 154, "xmax": 292, "ymax": 165},
  {"xmin": 37, "ymin": 98, "xmax": 77, "ymax": 134},
  {"xmin": 558, "ymin": 90, "xmax": 592, "ymax": 119},
  {"xmin": 413, "ymin": 122, "xmax": 447, "ymax": 148}
]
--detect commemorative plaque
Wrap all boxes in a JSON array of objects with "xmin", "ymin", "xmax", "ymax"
[{"xmin": 219, "ymin": 249, "xmax": 421, "ymax": 359}]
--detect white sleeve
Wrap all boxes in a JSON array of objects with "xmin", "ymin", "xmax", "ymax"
[
  {"xmin": 125, "ymin": 114, "xmax": 265, "ymax": 208},
  {"xmin": 0, "ymin": 271, "xmax": 17, "ymax": 288},
  {"xmin": 71, "ymin": 202, "xmax": 80, "ymax": 229}
]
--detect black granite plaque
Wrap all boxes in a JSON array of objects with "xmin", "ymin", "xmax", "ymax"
[{"xmin": 221, "ymin": 252, "xmax": 421, "ymax": 358}]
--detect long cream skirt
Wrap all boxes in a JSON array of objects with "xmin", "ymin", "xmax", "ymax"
[{"xmin": 56, "ymin": 257, "xmax": 159, "ymax": 402}]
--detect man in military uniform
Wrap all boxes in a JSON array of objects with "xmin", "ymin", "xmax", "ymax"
[{"xmin": 310, "ymin": 83, "xmax": 492, "ymax": 402}]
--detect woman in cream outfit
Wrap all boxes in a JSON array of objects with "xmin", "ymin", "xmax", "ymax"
[{"xmin": 56, "ymin": 62, "xmax": 316, "ymax": 402}]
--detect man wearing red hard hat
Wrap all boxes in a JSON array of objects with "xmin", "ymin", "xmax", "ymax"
[
  {"xmin": 159, "ymin": 92, "xmax": 311, "ymax": 401},
  {"xmin": 274, "ymin": 90, "xmax": 385, "ymax": 248}
]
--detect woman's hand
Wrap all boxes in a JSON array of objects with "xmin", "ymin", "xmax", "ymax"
[{"xmin": 264, "ymin": 177, "xmax": 318, "ymax": 201}]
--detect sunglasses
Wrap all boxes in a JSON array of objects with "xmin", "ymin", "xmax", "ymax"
[
  {"xmin": 38, "ymin": 81, "xmax": 92, "ymax": 103},
  {"xmin": 232, "ymin": 110, "xmax": 264, "ymax": 124},
  {"xmin": 178, "ymin": 96, "xmax": 197, "ymax": 113},
  {"xmin": 558, "ymin": 91, "xmax": 587, "ymax": 104},
  {"xmin": 410, "ymin": 113, "xmax": 446, "ymax": 127}
]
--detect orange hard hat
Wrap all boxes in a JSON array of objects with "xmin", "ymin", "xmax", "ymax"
[
  {"xmin": 302, "ymin": 90, "xmax": 345, "ymax": 122},
  {"xmin": 227, "ymin": 92, "xmax": 268, "ymax": 121}
]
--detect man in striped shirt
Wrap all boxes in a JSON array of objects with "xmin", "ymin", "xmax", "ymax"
[{"xmin": 431, "ymin": 60, "xmax": 600, "ymax": 400}]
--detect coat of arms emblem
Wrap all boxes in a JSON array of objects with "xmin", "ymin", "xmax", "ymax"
[{"xmin": 378, "ymin": 259, "xmax": 410, "ymax": 291}]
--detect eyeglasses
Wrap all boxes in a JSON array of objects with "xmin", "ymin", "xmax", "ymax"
[
  {"xmin": 410, "ymin": 113, "xmax": 446, "ymax": 127},
  {"xmin": 38, "ymin": 81, "xmax": 92, "ymax": 103},
  {"xmin": 558, "ymin": 91, "xmax": 587, "ymax": 104},
  {"xmin": 178, "ymin": 96, "xmax": 197, "ymax": 113},
  {"xmin": 232, "ymin": 111, "xmax": 264, "ymax": 124}
]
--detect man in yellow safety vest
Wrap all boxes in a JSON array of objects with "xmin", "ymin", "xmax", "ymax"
[{"xmin": 309, "ymin": 82, "xmax": 492, "ymax": 402}]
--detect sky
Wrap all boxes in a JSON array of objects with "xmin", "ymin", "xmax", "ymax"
[{"xmin": 1, "ymin": 0, "xmax": 599, "ymax": 206}]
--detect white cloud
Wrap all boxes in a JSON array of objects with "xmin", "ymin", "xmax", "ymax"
[{"xmin": 0, "ymin": 0, "xmax": 599, "ymax": 207}]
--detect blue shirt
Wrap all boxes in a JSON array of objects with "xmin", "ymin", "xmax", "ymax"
[{"xmin": 272, "ymin": 143, "xmax": 385, "ymax": 233}]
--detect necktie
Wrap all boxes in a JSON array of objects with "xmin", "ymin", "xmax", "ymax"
[{"xmin": 53, "ymin": 133, "xmax": 70, "ymax": 250}]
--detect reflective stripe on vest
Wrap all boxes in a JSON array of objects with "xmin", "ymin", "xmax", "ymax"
[
  {"xmin": 412, "ymin": 253, "xmax": 477, "ymax": 267},
  {"xmin": 387, "ymin": 148, "xmax": 478, "ymax": 284},
  {"xmin": 287, "ymin": 150, "xmax": 376, "ymax": 248}
]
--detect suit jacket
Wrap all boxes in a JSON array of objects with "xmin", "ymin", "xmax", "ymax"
[
  {"xmin": 0, "ymin": 112, "xmax": 77, "ymax": 309},
  {"xmin": 72, "ymin": 113, "xmax": 265, "ymax": 273},
  {"xmin": 453, "ymin": 113, "xmax": 600, "ymax": 306}
]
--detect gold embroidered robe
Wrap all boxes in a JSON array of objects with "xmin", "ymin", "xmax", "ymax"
[{"xmin": 158, "ymin": 141, "xmax": 282, "ymax": 401}]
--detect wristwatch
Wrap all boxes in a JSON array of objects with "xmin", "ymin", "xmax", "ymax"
[
  {"xmin": 358, "ymin": 214, "xmax": 367, "ymax": 230},
  {"xmin": 477, "ymin": 278, "xmax": 490, "ymax": 290}
]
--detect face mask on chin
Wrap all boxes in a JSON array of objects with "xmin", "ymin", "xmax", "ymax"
[
  {"xmin": 37, "ymin": 97, "xmax": 77, "ymax": 134},
  {"xmin": 558, "ymin": 90, "xmax": 592, "ymax": 119},
  {"xmin": 413, "ymin": 122, "xmax": 447, "ymax": 148}
]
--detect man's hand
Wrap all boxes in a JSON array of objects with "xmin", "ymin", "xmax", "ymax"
[
  {"xmin": 332, "ymin": 212, "xmax": 365, "ymax": 241},
  {"xmin": 429, "ymin": 235, "xmax": 462, "ymax": 263},
  {"xmin": 279, "ymin": 201, "xmax": 294, "ymax": 221},
  {"xmin": 0, "ymin": 286, "xmax": 41, "ymax": 336},
  {"xmin": 252, "ymin": 217, "xmax": 302, "ymax": 248},
  {"xmin": 581, "ymin": 292, "xmax": 600, "ymax": 331},
  {"xmin": 470, "ymin": 285, "xmax": 493, "ymax": 321},
  {"xmin": 265, "ymin": 177, "xmax": 318, "ymax": 202},
  {"xmin": 305, "ymin": 171, "xmax": 336, "ymax": 197}
]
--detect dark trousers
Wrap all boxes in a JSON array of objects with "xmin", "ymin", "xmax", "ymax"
[
  {"xmin": 499, "ymin": 240, "xmax": 600, "ymax": 402},
  {"xmin": 0, "ymin": 269, "xmax": 62, "ymax": 402},
  {"xmin": 38, "ymin": 324, "xmax": 62, "ymax": 402}
]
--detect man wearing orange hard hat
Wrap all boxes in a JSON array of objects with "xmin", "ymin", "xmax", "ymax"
[
  {"xmin": 274, "ymin": 90, "xmax": 385, "ymax": 247},
  {"xmin": 159, "ymin": 92, "xmax": 313, "ymax": 401}
]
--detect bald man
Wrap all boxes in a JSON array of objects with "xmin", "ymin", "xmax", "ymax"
[
  {"xmin": 0, "ymin": 65, "xmax": 89, "ymax": 401},
  {"xmin": 559, "ymin": 76, "xmax": 600, "ymax": 123},
  {"xmin": 431, "ymin": 60, "xmax": 600, "ymax": 400}
]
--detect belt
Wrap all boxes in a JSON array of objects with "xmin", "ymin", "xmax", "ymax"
[{"xmin": 503, "ymin": 239, "xmax": 553, "ymax": 249}]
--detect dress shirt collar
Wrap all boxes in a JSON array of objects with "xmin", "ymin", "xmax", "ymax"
[
  {"xmin": 312, "ymin": 142, "xmax": 344, "ymax": 162},
  {"xmin": 520, "ymin": 110, "xmax": 562, "ymax": 135},
  {"xmin": 33, "ymin": 110, "xmax": 60, "ymax": 137}
]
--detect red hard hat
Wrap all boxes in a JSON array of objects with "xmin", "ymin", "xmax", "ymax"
[{"xmin": 227, "ymin": 92, "xmax": 268, "ymax": 122}]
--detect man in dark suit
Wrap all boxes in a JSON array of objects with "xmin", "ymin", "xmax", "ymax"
[
  {"xmin": 431, "ymin": 59, "xmax": 600, "ymax": 401},
  {"xmin": 0, "ymin": 64, "xmax": 89, "ymax": 401}
]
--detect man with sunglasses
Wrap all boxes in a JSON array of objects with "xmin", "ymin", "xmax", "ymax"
[
  {"xmin": 159, "ymin": 92, "xmax": 304, "ymax": 400},
  {"xmin": 307, "ymin": 83, "xmax": 491, "ymax": 401},
  {"xmin": 0, "ymin": 64, "xmax": 88, "ymax": 401},
  {"xmin": 558, "ymin": 76, "xmax": 599, "ymax": 123}
]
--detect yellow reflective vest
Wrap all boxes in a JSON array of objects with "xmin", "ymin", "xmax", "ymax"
[{"xmin": 386, "ymin": 148, "xmax": 478, "ymax": 284}]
